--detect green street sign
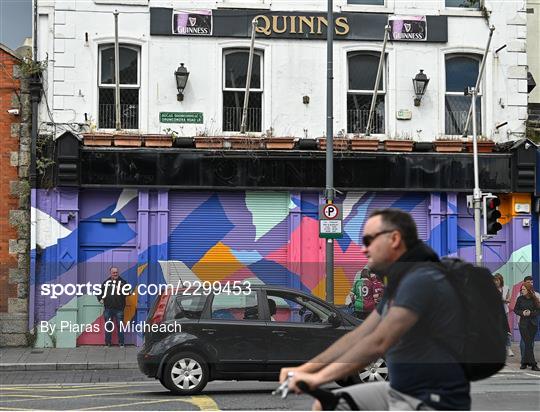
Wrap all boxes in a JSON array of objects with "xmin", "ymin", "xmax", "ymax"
[{"xmin": 160, "ymin": 112, "xmax": 203, "ymax": 124}]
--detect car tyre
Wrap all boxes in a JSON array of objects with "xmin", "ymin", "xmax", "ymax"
[{"xmin": 162, "ymin": 352, "xmax": 209, "ymax": 395}]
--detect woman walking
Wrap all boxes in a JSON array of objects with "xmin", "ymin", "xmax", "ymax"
[
  {"xmin": 493, "ymin": 273, "xmax": 514, "ymax": 357},
  {"xmin": 513, "ymin": 283, "xmax": 540, "ymax": 370}
]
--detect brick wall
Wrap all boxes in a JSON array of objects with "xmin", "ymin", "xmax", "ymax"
[{"xmin": 0, "ymin": 47, "xmax": 30, "ymax": 346}]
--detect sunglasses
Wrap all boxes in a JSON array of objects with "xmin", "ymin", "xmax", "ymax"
[{"xmin": 362, "ymin": 230, "xmax": 395, "ymax": 247}]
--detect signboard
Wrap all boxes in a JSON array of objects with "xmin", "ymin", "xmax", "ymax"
[
  {"xmin": 160, "ymin": 112, "xmax": 203, "ymax": 124},
  {"xmin": 319, "ymin": 203, "xmax": 343, "ymax": 239},
  {"xmin": 389, "ymin": 16, "xmax": 427, "ymax": 41},
  {"xmin": 151, "ymin": 9, "xmax": 448, "ymax": 43},
  {"xmin": 172, "ymin": 10, "xmax": 213, "ymax": 36},
  {"xmin": 396, "ymin": 109, "xmax": 412, "ymax": 120}
]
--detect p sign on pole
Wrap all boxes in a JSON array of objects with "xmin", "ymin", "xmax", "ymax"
[{"xmin": 319, "ymin": 203, "xmax": 343, "ymax": 239}]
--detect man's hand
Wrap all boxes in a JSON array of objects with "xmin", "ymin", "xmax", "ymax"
[
  {"xmin": 523, "ymin": 309, "xmax": 530, "ymax": 317},
  {"xmin": 288, "ymin": 371, "xmax": 323, "ymax": 394},
  {"xmin": 279, "ymin": 367, "xmax": 301, "ymax": 383},
  {"xmin": 99, "ymin": 299, "xmax": 104, "ymax": 304}
]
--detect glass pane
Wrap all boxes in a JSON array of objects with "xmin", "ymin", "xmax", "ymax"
[
  {"xmin": 446, "ymin": 56, "xmax": 479, "ymax": 92},
  {"xmin": 348, "ymin": 53, "xmax": 383, "ymax": 91},
  {"xmin": 166, "ymin": 295, "xmax": 206, "ymax": 320},
  {"xmin": 347, "ymin": 94, "xmax": 385, "ymax": 134},
  {"xmin": 101, "ymin": 46, "xmax": 139, "ymax": 85},
  {"xmin": 222, "ymin": 91, "xmax": 262, "ymax": 132},
  {"xmin": 267, "ymin": 292, "xmax": 333, "ymax": 324},
  {"xmin": 98, "ymin": 88, "xmax": 139, "ymax": 129},
  {"xmin": 211, "ymin": 292, "xmax": 259, "ymax": 320},
  {"xmin": 445, "ymin": 0, "xmax": 479, "ymax": 8},
  {"xmin": 445, "ymin": 95, "xmax": 482, "ymax": 135},
  {"xmin": 225, "ymin": 51, "xmax": 261, "ymax": 89},
  {"xmin": 348, "ymin": 0, "xmax": 385, "ymax": 4}
]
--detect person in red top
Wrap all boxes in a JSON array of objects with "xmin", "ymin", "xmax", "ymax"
[{"xmin": 370, "ymin": 271, "xmax": 385, "ymax": 305}]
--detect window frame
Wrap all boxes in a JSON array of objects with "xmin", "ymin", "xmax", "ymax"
[
  {"xmin": 444, "ymin": 0, "xmax": 481, "ymax": 9},
  {"xmin": 346, "ymin": 50, "xmax": 387, "ymax": 135},
  {"xmin": 98, "ymin": 44, "xmax": 140, "ymax": 89},
  {"xmin": 97, "ymin": 43, "xmax": 141, "ymax": 130},
  {"xmin": 444, "ymin": 53, "xmax": 484, "ymax": 136},
  {"xmin": 222, "ymin": 48, "xmax": 264, "ymax": 93}
]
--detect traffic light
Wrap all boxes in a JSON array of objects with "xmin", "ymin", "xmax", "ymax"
[{"xmin": 483, "ymin": 195, "xmax": 502, "ymax": 236}]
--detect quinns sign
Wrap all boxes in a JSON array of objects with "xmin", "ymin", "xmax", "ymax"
[
  {"xmin": 173, "ymin": 10, "xmax": 213, "ymax": 35},
  {"xmin": 389, "ymin": 16, "xmax": 427, "ymax": 41}
]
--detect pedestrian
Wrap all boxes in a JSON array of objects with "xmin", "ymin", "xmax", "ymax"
[
  {"xmin": 493, "ymin": 273, "xmax": 514, "ymax": 357},
  {"xmin": 370, "ymin": 271, "xmax": 385, "ymax": 305},
  {"xmin": 518, "ymin": 276, "xmax": 539, "ymax": 361},
  {"xmin": 97, "ymin": 267, "xmax": 131, "ymax": 347},
  {"xmin": 280, "ymin": 208, "xmax": 471, "ymax": 410},
  {"xmin": 348, "ymin": 268, "xmax": 375, "ymax": 320},
  {"xmin": 513, "ymin": 283, "xmax": 540, "ymax": 371}
]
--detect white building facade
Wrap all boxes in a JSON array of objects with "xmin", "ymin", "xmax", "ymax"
[{"xmin": 36, "ymin": 0, "xmax": 529, "ymax": 142}]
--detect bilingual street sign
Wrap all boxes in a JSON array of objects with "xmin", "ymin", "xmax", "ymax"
[
  {"xmin": 160, "ymin": 112, "xmax": 203, "ymax": 124},
  {"xmin": 319, "ymin": 203, "xmax": 343, "ymax": 239}
]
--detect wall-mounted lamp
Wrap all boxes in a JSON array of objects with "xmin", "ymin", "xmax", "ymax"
[
  {"xmin": 175, "ymin": 63, "xmax": 190, "ymax": 102},
  {"xmin": 412, "ymin": 69, "xmax": 430, "ymax": 107}
]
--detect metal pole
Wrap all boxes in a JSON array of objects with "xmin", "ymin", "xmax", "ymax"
[
  {"xmin": 114, "ymin": 10, "xmax": 121, "ymax": 131},
  {"xmin": 462, "ymin": 26, "xmax": 495, "ymax": 136},
  {"xmin": 366, "ymin": 25, "xmax": 390, "ymax": 136},
  {"xmin": 471, "ymin": 87, "xmax": 483, "ymax": 265},
  {"xmin": 326, "ymin": 0, "xmax": 334, "ymax": 304},
  {"xmin": 240, "ymin": 18, "xmax": 259, "ymax": 134}
]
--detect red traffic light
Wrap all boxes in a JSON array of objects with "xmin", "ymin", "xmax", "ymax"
[{"xmin": 487, "ymin": 197, "xmax": 501, "ymax": 209}]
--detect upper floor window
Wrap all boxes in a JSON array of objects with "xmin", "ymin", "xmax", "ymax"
[
  {"xmin": 445, "ymin": 54, "xmax": 482, "ymax": 135},
  {"xmin": 445, "ymin": 0, "xmax": 480, "ymax": 8},
  {"xmin": 222, "ymin": 49, "xmax": 263, "ymax": 132},
  {"xmin": 347, "ymin": 52, "xmax": 385, "ymax": 134},
  {"xmin": 347, "ymin": 0, "xmax": 385, "ymax": 5},
  {"xmin": 98, "ymin": 44, "xmax": 140, "ymax": 129}
]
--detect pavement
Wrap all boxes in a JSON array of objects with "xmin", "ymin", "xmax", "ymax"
[{"xmin": 1, "ymin": 342, "xmax": 539, "ymax": 372}]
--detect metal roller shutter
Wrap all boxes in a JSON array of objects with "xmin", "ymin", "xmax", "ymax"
[{"xmin": 168, "ymin": 191, "xmax": 290, "ymax": 286}]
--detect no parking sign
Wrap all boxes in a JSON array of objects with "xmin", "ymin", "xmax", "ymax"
[{"xmin": 319, "ymin": 203, "xmax": 343, "ymax": 239}]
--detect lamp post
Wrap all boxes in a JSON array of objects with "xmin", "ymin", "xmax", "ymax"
[
  {"xmin": 412, "ymin": 69, "xmax": 429, "ymax": 106},
  {"xmin": 175, "ymin": 63, "xmax": 190, "ymax": 102}
]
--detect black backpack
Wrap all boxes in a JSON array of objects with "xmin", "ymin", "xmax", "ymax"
[{"xmin": 434, "ymin": 257, "xmax": 508, "ymax": 381}]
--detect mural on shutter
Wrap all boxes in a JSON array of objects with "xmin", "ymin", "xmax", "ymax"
[{"xmin": 167, "ymin": 191, "xmax": 292, "ymax": 287}]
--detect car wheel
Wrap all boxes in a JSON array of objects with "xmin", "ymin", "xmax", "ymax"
[
  {"xmin": 354, "ymin": 358, "xmax": 388, "ymax": 383},
  {"xmin": 163, "ymin": 352, "xmax": 209, "ymax": 395}
]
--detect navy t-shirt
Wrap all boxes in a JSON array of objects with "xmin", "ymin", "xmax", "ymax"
[{"xmin": 377, "ymin": 267, "xmax": 471, "ymax": 410}]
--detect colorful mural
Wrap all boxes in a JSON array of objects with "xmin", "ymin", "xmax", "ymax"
[{"xmin": 30, "ymin": 189, "xmax": 534, "ymax": 347}]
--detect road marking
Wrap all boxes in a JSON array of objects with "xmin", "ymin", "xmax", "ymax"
[
  {"xmin": 0, "ymin": 389, "xmax": 152, "ymax": 403},
  {"xmin": 188, "ymin": 395, "xmax": 220, "ymax": 410},
  {"xmin": 77, "ymin": 398, "xmax": 188, "ymax": 410},
  {"xmin": 0, "ymin": 407, "xmax": 33, "ymax": 411},
  {"xmin": 0, "ymin": 384, "xmax": 154, "ymax": 393}
]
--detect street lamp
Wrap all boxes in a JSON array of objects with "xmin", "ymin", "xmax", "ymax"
[
  {"xmin": 175, "ymin": 63, "xmax": 190, "ymax": 102},
  {"xmin": 412, "ymin": 69, "xmax": 429, "ymax": 106}
]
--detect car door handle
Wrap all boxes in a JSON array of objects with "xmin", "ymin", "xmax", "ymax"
[
  {"xmin": 202, "ymin": 328, "xmax": 216, "ymax": 334},
  {"xmin": 272, "ymin": 330, "xmax": 287, "ymax": 335}
]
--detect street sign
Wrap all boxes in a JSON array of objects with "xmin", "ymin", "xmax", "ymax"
[
  {"xmin": 160, "ymin": 112, "xmax": 203, "ymax": 124},
  {"xmin": 319, "ymin": 203, "xmax": 343, "ymax": 239},
  {"xmin": 322, "ymin": 204, "xmax": 339, "ymax": 219}
]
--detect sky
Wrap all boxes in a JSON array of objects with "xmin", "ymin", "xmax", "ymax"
[{"xmin": 0, "ymin": 0, "xmax": 32, "ymax": 50}]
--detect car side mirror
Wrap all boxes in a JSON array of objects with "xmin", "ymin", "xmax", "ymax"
[{"xmin": 328, "ymin": 313, "xmax": 341, "ymax": 328}]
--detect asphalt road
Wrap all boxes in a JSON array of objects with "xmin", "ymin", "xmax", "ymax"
[{"xmin": 1, "ymin": 369, "xmax": 539, "ymax": 410}]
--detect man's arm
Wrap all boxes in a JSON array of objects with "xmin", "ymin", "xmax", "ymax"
[
  {"xmin": 289, "ymin": 306, "xmax": 418, "ymax": 390},
  {"xmin": 279, "ymin": 310, "xmax": 381, "ymax": 382}
]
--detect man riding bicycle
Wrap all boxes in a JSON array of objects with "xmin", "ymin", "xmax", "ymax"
[{"xmin": 280, "ymin": 209, "xmax": 471, "ymax": 410}]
